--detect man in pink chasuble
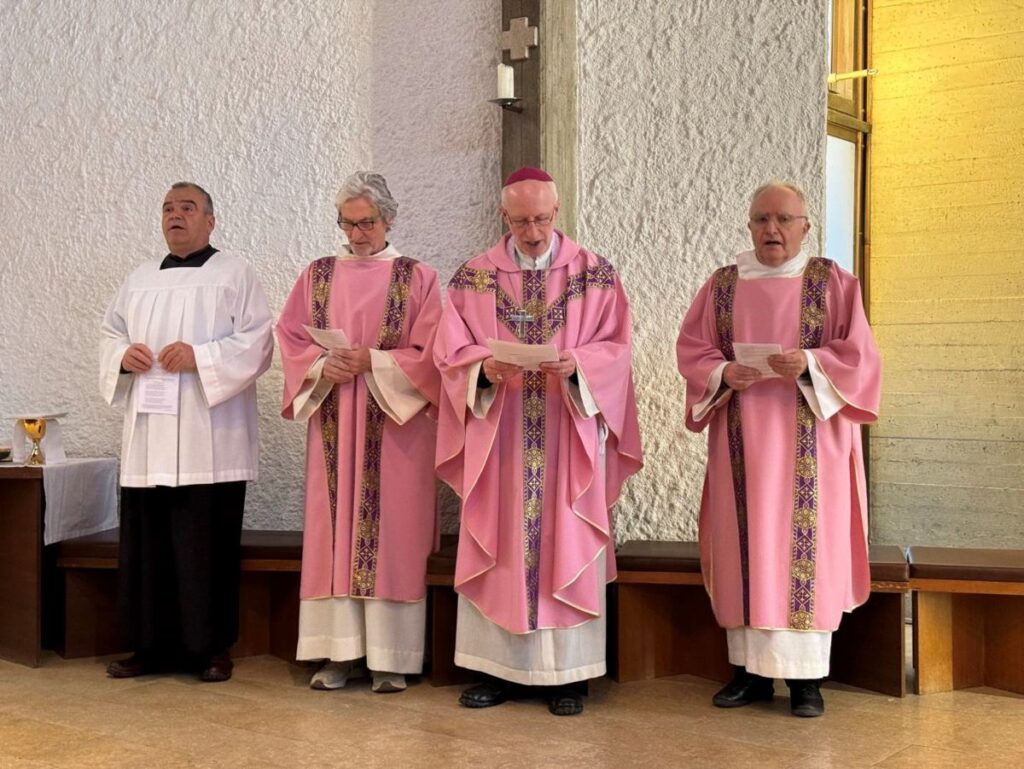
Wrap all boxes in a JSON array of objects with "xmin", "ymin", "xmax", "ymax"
[
  {"xmin": 435, "ymin": 167, "xmax": 643, "ymax": 716},
  {"xmin": 277, "ymin": 173, "xmax": 441, "ymax": 694},
  {"xmin": 677, "ymin": 181, "xmax": 881, "ymax": 717}
]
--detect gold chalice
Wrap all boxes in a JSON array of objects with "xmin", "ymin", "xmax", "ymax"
[{"xmin": 21, "ymin": 418, "xmax": 46, "ymax": 465}]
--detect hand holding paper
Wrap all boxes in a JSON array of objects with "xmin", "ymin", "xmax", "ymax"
[
  {"xmin": 766, "ymin": 349, "xmax": 809, "ymax": 379},
  {"xmin": 731, "ymin": 342, "xmax": 783, "ymax": 378},
  {"xmin": 304, "ymin": 324, "xmax": 352, "ymax": 351},
  {"xmin": 538, "ymin": 350, "xmax": 576, "ymax": 378},
  {"xmin": 486, "ymin": 339, "xmax": 559, "ymax": 371}
]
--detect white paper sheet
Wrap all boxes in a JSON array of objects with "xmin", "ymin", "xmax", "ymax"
[
  {"xmin": 137, "ymin": 366, "xmax": 180, "ymax": 415},
  {"xmin": 303, "ymin": 325, "xmax": 352, "ymax": 350},
  {"xmin": 486, "ymin": 339, "xmax": 559, "ymax": 371},
  {"xmin": 732, "ymin": 342, "xmax": 783, "ymax": 378}
]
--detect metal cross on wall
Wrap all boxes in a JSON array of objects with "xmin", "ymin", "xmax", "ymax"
[{"xmin": 501, "ymin": 16, "xmax": 538, "ymax": 61}]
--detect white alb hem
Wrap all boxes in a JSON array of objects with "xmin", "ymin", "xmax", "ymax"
[
  {"xmin": 726, "ymin": 627, "xmax": 832, "ymax": 679},
  {"xmin": 454, "ymin": 652, "xmax": 605, "ymax": 687},
  {"xmin": 296, "ymin": 596, "xmax": 425, "ymax": 674}
]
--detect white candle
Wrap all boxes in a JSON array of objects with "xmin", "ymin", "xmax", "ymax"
[{"xmin": 497, "ymin": 63, "xmax": 514, "ymax": 99}]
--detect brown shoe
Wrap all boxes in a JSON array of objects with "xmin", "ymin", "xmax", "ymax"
[
  {"xmin": 107, "ymin": 653, "xmax": 155, "ymax": 678},
  {"xmin": 199, "ymin": 654, "xmax": 233, "ymax": 683}
]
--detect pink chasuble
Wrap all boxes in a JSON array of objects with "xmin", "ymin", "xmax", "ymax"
[
  {"xmin": 278, "ymin": 255, "xmax": 441, "ymax": 601},
  {"xmin": 435, "ymin": 232, "xmax": 643, "ymax": 634},
  {"xmin": 677, "ymin": 258, "xmax": 881, "ymax": 632}
]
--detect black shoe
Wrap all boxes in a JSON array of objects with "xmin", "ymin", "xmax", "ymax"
[
  {"xmin": 106, "ymin": 653, "xmax": 158, "ymax": 678},
  {"xmin": 547, "ymin": 687, "xmax": 584, "ymax": 716},
  {"xmin": 459, "ymin": 679, "xmax": 514, "ymax": 708},
  {"xmin": 712, "ymin": 666, "xmax": 774, "ymax": 708},
  {"xmin": 198, "ymin": 654, "xmax": 234, "ymax": 683},
  {"xmin": 788, "ymin": 679, "xmax": 825, "ymax": 717}
]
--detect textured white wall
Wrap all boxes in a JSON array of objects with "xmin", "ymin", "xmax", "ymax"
[
  {"xmin": 369, "ymin": 0, "xmax": 503, "ymax": 533},
  {"xmin": 0, "ymin": 1, "xmax": 824, "ymax": 539},
  {"xmin": 0, "ymin": 0, "xmax": 500, "ymax": 530},
  {"xmin": 578, "ymin": 0, "xmax": 828, "ymax": 542},
  {"xmin": 370, "ymin": 0, "xmax": 503, "ymax": 275}
]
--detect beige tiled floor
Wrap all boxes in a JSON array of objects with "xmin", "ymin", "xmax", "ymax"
[{"xmin": 1, "ymin": 654, "xmax": 1021, "ymax": 769}]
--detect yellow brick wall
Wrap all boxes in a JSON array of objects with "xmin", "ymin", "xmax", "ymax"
[{"xmin": 868, "ymin": 0, "xmax": 1024, "ymax": 545}]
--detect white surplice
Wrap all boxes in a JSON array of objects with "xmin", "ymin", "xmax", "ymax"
[{"xmin": 99, "ymin": 251, "xmax": 274, "ymax": 487}]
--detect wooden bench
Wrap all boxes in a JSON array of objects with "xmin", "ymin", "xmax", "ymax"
[
  {"xmin": 909, "ymin": 546, "xmax": 1024, "ymax": 695},
  {"xmin": 56, "ymin": 528, "xmax": 302, "ymax": 662},
  {"xmin": 613, "ymin": 541, "xmax": 910, "ymax": 697},
  {"xmin": 612, "ymin": 541, "xmax": 731, "ymax": 685}
]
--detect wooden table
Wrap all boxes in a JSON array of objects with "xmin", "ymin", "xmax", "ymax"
[
  {"xmin": 0, "ymin": 465, "xmax": 53, "ymax": 666},
  {"xmin": 0, "ymin": 460, "xmax": 117, "ymax": 666}
]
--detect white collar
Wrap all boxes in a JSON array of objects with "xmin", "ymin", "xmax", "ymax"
[
  {"xmin": 506, "ymin": 232, "xmax": 559, "ymax": 271},
  {"xmin": 337, "ymin": 242, "xmax": 402, "ymax": 261},
  {"xmin": 736, "ymin": 249, "xmax": 809, "ymax": 279}
]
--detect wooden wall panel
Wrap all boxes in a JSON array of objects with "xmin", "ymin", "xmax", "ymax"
[{"xmin": 868, "ymin": 0, "xmax": 1024, "ymax": 548}]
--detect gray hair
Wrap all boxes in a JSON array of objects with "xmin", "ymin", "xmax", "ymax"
[
  {"xmin": 170, "ymin": 181, "xmax": 214, "ymax": 214},
  {"xmin": 335, "ymin": 172, "xmax": 398, "ymax": 225},
  {"xmin": 749, "ymin": 179, "xmax": 807, "ymax": 214}
]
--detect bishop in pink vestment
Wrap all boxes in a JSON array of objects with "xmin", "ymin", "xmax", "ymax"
[
  {"xmin": 677, "ymin": 181, "xmax": 881, "ymax": 717},
  {"xmin": 277, "ymin": 173, "xmax": 441, "ymax": 693},
  {"xmin": 435, "ymin": 168, "xmax": 642, "ymax": 715}
]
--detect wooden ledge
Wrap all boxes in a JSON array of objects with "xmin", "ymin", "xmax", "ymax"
[
  {"xmin": 56, "ymin": 528, "xmax": 304, "ymax": 572},
  {"xmin": 613, "ymin": 541, "xmax": 909, "ymax": 586},
  {"xmin": 910, "ymin": 578, "xmax": 1024, "ymax": 596},
  {"xmin": 909, "ymin": 546, "xmax": 1024, "ymax": 584}
]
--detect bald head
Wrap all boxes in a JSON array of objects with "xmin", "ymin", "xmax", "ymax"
[
  {"xmin": 748, "ymin": 181, "xmax": 807, "ymax": 218},
  {"xmin": 747, "ymin": 182, "xmax": 810, "ymax": 266}
]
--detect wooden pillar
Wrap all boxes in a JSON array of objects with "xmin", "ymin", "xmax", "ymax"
[{"xmin": 500, "ymin": 1, "xmax": 578, "ymax": 239}]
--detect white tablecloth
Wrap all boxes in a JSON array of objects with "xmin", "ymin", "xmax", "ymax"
[{"xmin": 37, "ymin": 458, "xmax": 119, "ymax": 545}]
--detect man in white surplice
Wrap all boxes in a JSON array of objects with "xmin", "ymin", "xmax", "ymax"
[{"xmin": 100, "ymin": 182, "xmax": 273, "ymax": 682}]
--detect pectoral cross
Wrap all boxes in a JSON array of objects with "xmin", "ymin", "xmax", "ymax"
[{"xmin": 509, "ymin": 311, "xmax": 535, "ymax": 341}]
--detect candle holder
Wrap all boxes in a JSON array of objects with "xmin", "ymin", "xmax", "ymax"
[{"xmin": 488, "ymin": 97, "xmax": 524, "ymax": 113}]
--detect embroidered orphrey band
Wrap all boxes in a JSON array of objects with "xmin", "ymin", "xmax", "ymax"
[
  {"xmin": 519, "ymin": 269, "xmax": 548, "ymax": 630},
  {"xmin": 311, "ymin": 257, "xmax": 340, "ymax": 559},
  {"xmin": 351, "ymin": 257, "xmax": 416, "ymax": 597},
  {"xmin": 712, "ymin": 265, "xmax": 751, "ymax": 625},
  {"xmin": 788, "ymin": 257, "xmax": 829, "ymax": 629}
]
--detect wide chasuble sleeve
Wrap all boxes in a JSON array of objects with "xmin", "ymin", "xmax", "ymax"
[
  {"xmin": 277, "ymin": 255, "xmax": 441, "ymax": 602},
  {"xmin": 676, "ymin": 258, "xmax": 881, "ymax": 632},
  {"xmin": 435, "ymin": 233, "xmax": 643, "ymax": 634}
]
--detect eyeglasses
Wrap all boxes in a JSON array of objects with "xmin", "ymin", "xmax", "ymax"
[
  {"xmin": 748, "ymin": 214, "xmax": 808, "ymax": 228},
  {"xmin": 505, "ymin": 212, "xmax": 555, "ymax": 230},
  {"xmin": 337, "ymin": 216, "xmax": 380, "ymax": 232}
]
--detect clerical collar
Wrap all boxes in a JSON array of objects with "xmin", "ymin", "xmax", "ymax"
[
  {"xmin": 736, "ymin": 249, "xmax": 809, "ymax": 279},
  {"xmin": 160, "ymin": 244, "xmax": 218, "ymax": 270},
  {"xmin": 337, "ymin": 242, "xmax": 401, "ymax": 261},
  {"xmin": 507, "ymin": 232, "xmax": 559, "ymax": 271}
]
